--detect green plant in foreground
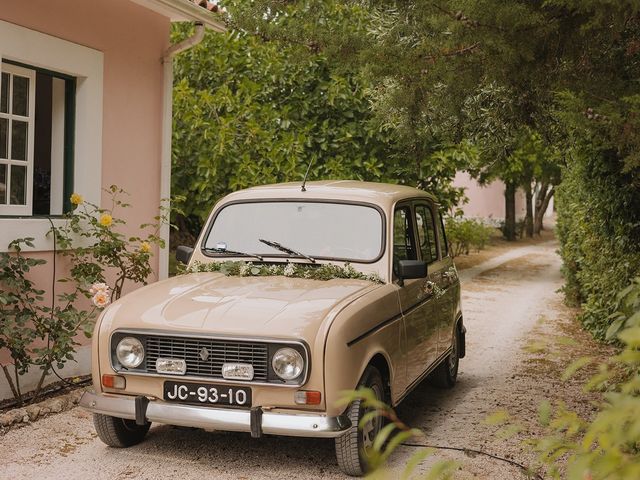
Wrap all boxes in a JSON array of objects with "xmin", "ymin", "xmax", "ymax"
[
  {"xmin": 497, "ymin": 279, "xmax": 640, "ymax": 479},
  {"xmin": 339, "ymin": 388, "xmax": 460, "ymax": 479}
]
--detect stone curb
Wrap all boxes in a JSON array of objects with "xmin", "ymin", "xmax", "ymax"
[{"xmin": 0, "ymin": 386, "xmax": 89, "ymax": 434}]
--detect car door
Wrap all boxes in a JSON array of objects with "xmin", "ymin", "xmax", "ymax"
[
  {"xmin": 413, "ymin": 202, "xmax": 451, "ymax": 365},
  {"xmin": 393, "ymin": 203, "xmax": 438, "ymax": 389},
  {"xmin": 435, "ymin": 210, "xmax": 459, "ymax": 355}
]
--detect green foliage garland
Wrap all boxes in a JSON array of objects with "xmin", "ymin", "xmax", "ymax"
[{"xmin": 185, "ymin": 260, "xmax": 384, "ymax": 284}]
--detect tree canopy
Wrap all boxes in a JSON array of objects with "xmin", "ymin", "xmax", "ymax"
[{"xmin": 172, "ymin": 0, "xmax": 640, "ymax": 336}]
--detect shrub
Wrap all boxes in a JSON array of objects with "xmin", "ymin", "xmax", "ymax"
[
  {"xmin": 0, "ymin": 238, "xmax": 97, "ymax": 405},
  {"xmin": 555, "ymin": 93, "xmax": 640, "ymax": 339},
  {"xmin": 556, "ymin": 147, "xmax": 640, "ymax": 339},
  {"xmin": 0, "ymin": 187, "xmax": 166, "ymax": 405},
  {"xmin": 445, "ymin": 217, "xmax": 496, "ymax": 257},
  {"xmin": 53, "ymin": 185, "xmax": 167, "ymax": 301}
]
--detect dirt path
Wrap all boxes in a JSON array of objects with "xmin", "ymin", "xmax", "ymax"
[{"xmin": 0, "ymin": 241, "xmax": 578, "ymax": 479}]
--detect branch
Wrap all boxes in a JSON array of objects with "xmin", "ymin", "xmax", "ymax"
[
  {"xmin": 425, "ymin": 42, "xmax": 480, "ymax": 62},
  {"xmin": 1, "ymin": 364, "xmax": 21, "ymax": 404}
]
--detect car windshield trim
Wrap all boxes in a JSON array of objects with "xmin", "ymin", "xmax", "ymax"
[{"xmin": 200, "ymin": 199, "xmax": 387, "ymax": 264}]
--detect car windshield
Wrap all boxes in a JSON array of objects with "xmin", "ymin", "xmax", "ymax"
[{"xmin": 203, "ymin": 201, "xmax": 384, "ymax": 262}]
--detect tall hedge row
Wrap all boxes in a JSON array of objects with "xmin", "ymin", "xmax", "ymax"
[{"xmin": 556, "ymin": 144, "xmax": 640, "ymax": 339}]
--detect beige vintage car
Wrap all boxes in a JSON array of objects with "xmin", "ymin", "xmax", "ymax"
[{"xmin": 80, "ymin": 181, "xmax": 464, "ymax": 476}]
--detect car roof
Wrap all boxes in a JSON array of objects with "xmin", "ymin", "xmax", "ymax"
[{"xmin": 221, "ymin": 181, "xmax": 438, "ymax": 209}]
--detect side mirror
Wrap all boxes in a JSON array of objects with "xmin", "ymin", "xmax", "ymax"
[
  {"xmin": 397, "ymin": 260, "xmax": 427, "ymax": 285},
  {"xmin": 176, "ymin": 245, "xmax": 194, "ymax": 265}
]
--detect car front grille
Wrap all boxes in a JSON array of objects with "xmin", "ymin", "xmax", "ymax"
[{"xmin": 143, "ymin": 335, "xmax": 269, "ymax": 382}]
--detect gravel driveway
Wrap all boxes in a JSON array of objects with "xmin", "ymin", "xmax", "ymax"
[{"xmin": 0, "ymin": 241, "xmax": 563, "ymax": 479}]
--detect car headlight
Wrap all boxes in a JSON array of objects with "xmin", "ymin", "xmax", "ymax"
[
  {"xmin": 272, "ymin": 347, "xmax": 304, "ymax": 381},
  {"xmin": 116, "ymin": 337, "xmax": 144, "ymax": 368}
]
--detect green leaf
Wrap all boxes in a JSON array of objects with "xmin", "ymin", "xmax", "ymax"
[{"xmin": 562, "ymin": 357, "xmax": 593, "ymax": 381}]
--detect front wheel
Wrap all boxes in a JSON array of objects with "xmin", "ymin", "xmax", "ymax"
[
  {"xmin": 335, "ymin": 366, "xmax": 386, "ymax": 477},
  {"xmin": 93, "ymin": 413, "xmax": 151, "ymax": 448}
]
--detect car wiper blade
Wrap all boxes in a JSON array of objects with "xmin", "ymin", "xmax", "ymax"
[
  {"xmin": 203, "ymin": 247, "xmax": 264, "ymax": 261},
  {"xmin": 259, "ymin": 238, "xmax": 316, "ymax": 263}
]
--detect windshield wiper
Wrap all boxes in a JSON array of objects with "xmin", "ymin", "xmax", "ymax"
[
  {"xmin": 259, "ymin": 238, "xmax": 316, "ymax": 263},
  {"xmin": 203, "ymin": 245, "xmax": 263, "ymax": 261}
]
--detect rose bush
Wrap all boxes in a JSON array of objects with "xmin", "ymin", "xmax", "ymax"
[{"xmin": 0, "ymin": 186, "xmax": 166, "ymax": 405}]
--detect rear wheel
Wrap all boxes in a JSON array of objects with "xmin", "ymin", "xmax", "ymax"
[
  {"xmin": 93, "ymin": 413, "xmax": 151, "ymax": 448},
  {"xmin": 335, "ymin": 366, "xmax": 386, "ymax": 477},
  {"xmin": 431, "ymin": 326, "xmax": 460, "ymax": 388}
]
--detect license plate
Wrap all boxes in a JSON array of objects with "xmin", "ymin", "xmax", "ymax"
[{"xmin": 163, "ymin": 381, "xmax": 251, "ymax": 407}]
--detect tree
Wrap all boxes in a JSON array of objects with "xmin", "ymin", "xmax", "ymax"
[
  {"xmin": 224, "ymin": 1, "xmax": 562, "ymax": 238},
  {"xmin": 171, "ymin": 25, "xmax": 472, "ymax": 235}
]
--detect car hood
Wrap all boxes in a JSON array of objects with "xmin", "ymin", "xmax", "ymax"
[{"xmin": 102, "ymin": 272, "xmax": 378, "ymax": 342}]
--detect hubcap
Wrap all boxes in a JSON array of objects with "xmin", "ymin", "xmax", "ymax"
[
  {"xmin": 361, "ymin": 384, "xmax": 382, "ymax": 452},
  {"xmin": 448, "ymin": 332, "xmax": 459, "ymax": 377}
]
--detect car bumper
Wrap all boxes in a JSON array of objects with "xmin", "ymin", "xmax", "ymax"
[{"xmin": 80, "ymin": 391, "xmax": 351, "ymax": 438}]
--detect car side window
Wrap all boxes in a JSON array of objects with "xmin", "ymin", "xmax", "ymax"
[
  {"xmin": 437, "ymin": 212, "xmax": 449, "ymax": 258},
  {"xmin": 393, "ymin": 206, "xmax": 417, "ymax": 272},
  {"xmin": 414, "ymin": 204, "xmax": 438, "ymax": 263}
]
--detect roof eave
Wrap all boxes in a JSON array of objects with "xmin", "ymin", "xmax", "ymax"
[{"xmin": 130, "ymin": 0, "xmax": 226, "ymax": 32}]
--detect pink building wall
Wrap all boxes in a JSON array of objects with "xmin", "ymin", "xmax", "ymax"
[
  {"xmin": 1, "ymin": 0, "xmax": 171, "ymax": 397},
  {"xmin": 1, "ymin": 0, "xmax": 170, "ymax": 267},
  {"xmin": 453, "ymin": 171, "xmax": 527, "ymax": 221}
]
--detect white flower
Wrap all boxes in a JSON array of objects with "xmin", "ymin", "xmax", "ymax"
[
  {"xmin": 239, "ymin": 263, "xmax": 252, "ymax": 276},
  {"xmin": 284, "ymin": 263, "xmax": 296, "ymax": 277},
  {"xmin": 89, "ymin": 282, "xmax": 109, "ymax": 295},
  {"xmin": 92, "ymin": 291, "xmax": 110, "ymax": 308}
]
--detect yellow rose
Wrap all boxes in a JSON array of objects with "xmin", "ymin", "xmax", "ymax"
[
  {"xmin": 99, "ymin": 213, "xmax": 113, "ymax": 227},
  {"xmin": 70, "ymin": 193, "xmax": 83, "ymax": 206},
  {"xmin": 140, "ymin": 241, "xmax": 151, "ymax": 253}
]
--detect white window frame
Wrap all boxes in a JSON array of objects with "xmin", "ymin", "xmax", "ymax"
[
  {"xmin": 0, "ymin": 20, "xmax": 103, "ymax": 252},
  {"xmin": 0, "ymin": 63, "xmax": 36, "ymax": 215}
]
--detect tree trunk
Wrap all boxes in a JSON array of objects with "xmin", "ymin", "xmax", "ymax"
[
  {"xmin": 534, "ymin": 182, "xmax": 548, "ymax": 235},
  {"xmin": 534, "ymin": 185, "xmax": 555, "ymax": 235},
  {"xmin": 524, "ymin": 183, "xmax": 534, "ymax": 238},
  {"xmin": 504, "ymin": 182, "xmax": 517, "ymax": 241},
  {"xmin": 1, "ymin": 364, "xmax": 21, "ymax": 404},
  {"xmin": 31, "ymin": 367, "xmax": 49, "ymax": 404}
]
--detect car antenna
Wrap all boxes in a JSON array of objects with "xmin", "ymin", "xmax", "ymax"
[{"xmin": 301, "ymin": 157, "xmax": 314, "ymax": 192}]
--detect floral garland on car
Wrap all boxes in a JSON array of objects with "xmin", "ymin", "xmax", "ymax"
[{"xmin": 184, "ymin": 260, "xmax": 384, "ymax": 284}]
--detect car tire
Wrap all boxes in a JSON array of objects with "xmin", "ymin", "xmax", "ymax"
[
  {"xmin": 93, "ymin": 413, "xmax": 151, "ymax": 448},
  {"xmin": 335, "ymin": 366, "xmax": 386, "ymax": 477},
  {"xmin": 431, "ymin": 326, "xmax": 460, "ymax": 389}
]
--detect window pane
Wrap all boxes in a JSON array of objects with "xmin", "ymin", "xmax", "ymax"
[
  {"xmin": 0, "ymin": 163, "xmax": 6, "ymax": 204},
  {"xmin": 0, "ymin": 73, "xmax": 8, "ymax": 113},
  {"xmin": 11, "ymin": 120, "xmax": 27, "ymax": 160},
  {"xmin": 415, "ymin": 205, "xmax": 437, "ymax": 263},
  {"xmin": 437, "ymin": 213, "xmax": 448, "ymax": 257},
  {"xmin": 12, "ymin": 75, "xmax": 29, "ymax": 116},
  {"xmin": 10, "ymin": 164, "xmax": 26, "ymax": 205},
  {"xmin": 393, "ymin": 207, "xmax": 416, "ymax": 267},
  {"xmin": 0, "ymin": 118, "xmax": 7, "ymax": 159}
]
